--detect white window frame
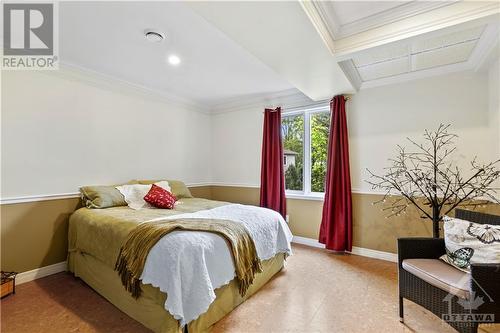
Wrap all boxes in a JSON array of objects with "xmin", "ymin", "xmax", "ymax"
[{"xmin": 283, "ymin": 104, "xmax": 330, "ymax": 201}]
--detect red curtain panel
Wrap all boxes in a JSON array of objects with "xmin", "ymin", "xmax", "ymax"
[
  {"xmin": 319, "ymin": 96, "xmax": 353, "ymax": 251},
  {"xmin": 260, "ymin": 107, "xmax": 287, "ymax": 218}
]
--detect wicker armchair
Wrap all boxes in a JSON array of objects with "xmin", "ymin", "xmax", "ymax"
[{"xmin": 398, "ymin": 209, "xmax": 500, "ymax": 333}]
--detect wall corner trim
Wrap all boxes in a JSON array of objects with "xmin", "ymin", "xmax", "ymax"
[
  {"xmin": 292, "ymin": 236, "xmax": 398, "ymax": 263},
  {"xmin": 16, "ymin": 261, "xmax": 67, "ymax": 285}
]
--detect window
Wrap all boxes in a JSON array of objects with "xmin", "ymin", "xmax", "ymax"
[
  {"xmin": 282, "ymin": 106, "xmax": 330, "ymax": 197},
  {"xmin": 281, "ymin": 113, "xmax": 304, "ymax": 191}
]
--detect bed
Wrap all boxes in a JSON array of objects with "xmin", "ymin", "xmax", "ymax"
[{"xmin": 68, "ymin": 185, "xmax": 292, "ymax": 333}]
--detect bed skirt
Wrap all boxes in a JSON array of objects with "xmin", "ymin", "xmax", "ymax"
[{"xmin": 68, "ymin": 251, "xmax": 285, "ymax": 333}]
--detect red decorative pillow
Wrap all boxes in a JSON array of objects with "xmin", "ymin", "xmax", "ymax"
[{"xmin": 144, "ymin": 184, "xmax": 177, "ymax": 209}]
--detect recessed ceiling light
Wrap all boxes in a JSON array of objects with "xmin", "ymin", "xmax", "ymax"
[
  {"xmin": 168, "ymin": 55, "xmax": 181, "ymax": 66},
  {"xmin": 144, "ymin": 30, "xmax": 164, "ymax": 43}
]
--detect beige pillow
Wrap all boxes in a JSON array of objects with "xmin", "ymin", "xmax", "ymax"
[
  {"xmin": 80, "ymin": 180, "xmax": 137, "ymax": 208},
  {"xmin": 116, "ymin": 181, "xmax": 171, "ymax": 210},
  {"xmin": 137, "ymin": 179, "xmax": 193, "ymax": 199}
]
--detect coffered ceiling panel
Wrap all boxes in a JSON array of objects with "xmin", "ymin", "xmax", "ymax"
[
  {"xmin": 412, "ymin": 40, "xmax": 477, "ymax": 71},
  {"xmin": 412, "ymin": 26, "xmax": 484, "ymax": 53},
  {"xmin": 357, "ymin": 56, "xmax": 409, "ymax": 81},
  {"xmin": 339, "ymin": 22, "xmax": 497, "ymax": 88},
  {"xmin": 352, "ymin": 44, "xmax": 409, "ymax": 67}
]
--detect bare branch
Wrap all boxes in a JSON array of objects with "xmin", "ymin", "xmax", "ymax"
[{"xmin": 366, "ymin": 124, "xmax": 500, "ymax": 236}]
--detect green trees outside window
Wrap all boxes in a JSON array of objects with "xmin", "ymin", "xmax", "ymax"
[
  {"xmin": 282, "ymin": 109, "xmax": 330, "ymax": 194},
  {"xmin": 282, "ymin": 114, "xmax": 304, "ymax": 191},
  {"xmin": 310, "ymin": 112, "xmax": 330, "ymax": 192}
]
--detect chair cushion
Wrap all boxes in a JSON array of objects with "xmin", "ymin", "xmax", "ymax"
[{"xmin": 402, "ymin": 259, "xmax": 471, "ymax": 299}]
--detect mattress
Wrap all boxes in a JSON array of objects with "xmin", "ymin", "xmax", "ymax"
[{"xmin": 68, "ymin": 198, "xmax": 286, "ymax": 333}]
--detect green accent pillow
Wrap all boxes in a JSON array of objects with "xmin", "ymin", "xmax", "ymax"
[
  {"xmin": 137, "ymin": 179, "xmax": 193, "ymax": 199},
  {"xmin": 80, "ymin": 180, "xmax": 138, "ymax": 208}
]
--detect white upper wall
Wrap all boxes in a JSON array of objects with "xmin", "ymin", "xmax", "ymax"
[
  {"xmin": 489, "ymin": 58, "xmax": 500, "ymax": 158},
  {"xmin": 1, "ymin": 69, "xmax": 212, "ymax": 198},
  {"xmin": 211, "ymin": 69, "xmax": 498, "ymax": 192},
  {"xmin": 349, "ymin": 70, "xmax": 496, "ymax": 192},
  {"xmin": 2, "ymin": 63, "xmax": 498, "ymax": 198}
]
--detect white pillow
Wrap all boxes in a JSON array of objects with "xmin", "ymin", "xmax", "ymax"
[
  {"xmin": 116, "ymin": 181, "xmax": 171, "ymax": 210},
  {"xmin": 441, "ymin": 216, "xmax": 500, "ymax": 272}
]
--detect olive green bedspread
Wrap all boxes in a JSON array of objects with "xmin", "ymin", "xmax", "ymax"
[{"xmin": 67, "ymin": 198, "xmax": 285, "ymax": 333}]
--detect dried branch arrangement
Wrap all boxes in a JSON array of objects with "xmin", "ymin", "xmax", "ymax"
[{"xmin": 367, "ymin": 124, "xmax": 500, "ymax": 238}]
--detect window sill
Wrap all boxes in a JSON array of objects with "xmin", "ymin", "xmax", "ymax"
[{"xmin": 285, "ymin": 193, "xmax": 325, "ymax": 201}]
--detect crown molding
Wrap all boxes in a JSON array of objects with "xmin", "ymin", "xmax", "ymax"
[
  {"xmin": 470, "ymin": 24, "xmax": 500, "ymax": 71},
  {"xmin": 337, "ymin": 2, "xmax": 456, "ymax": 39},
  {"xmin": 299, "ymin": 1, "xmax": 337, "ymax": 55},
  {"xmin": 334, "ymin": 2, "xmax": 500, "ymax": 56},
  {"xmin": 44, "ymin": 62, "xmax": 211, "ymax": 114},
  {"xmin": 210, "ymin": 88, "xmax": 314, "ymax": 114},
  {"xmin": 303, "ymin": 0, "xmax": 500, "ymax": 57},
  {"xmin": 337, "ymin": 60, "xmax": 362, "ymax": 91}
]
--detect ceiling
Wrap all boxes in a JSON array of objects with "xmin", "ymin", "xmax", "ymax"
[
  {"xmin": 329, "ymin": 1, "xmax": 410, "ymax": 26},
  {"xmin": 187, "ymin": 1, "xmax": 355, "ymax": 102},
  {"xmin": 338, "ymin": 21, "xmax": 498, "ymax": 89},
  {"xmin": 59, "ymin": 2, "xmax": 294, "ymax": 106},
  {"xmin": 56, "ymin": 1, "xmax": 499, "ymax": 111},
  {"xmin": 352, "ymin": 25, "xmax": 484, "ymax": 82}
]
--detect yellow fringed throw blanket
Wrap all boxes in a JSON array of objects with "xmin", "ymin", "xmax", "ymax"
[{"xmin": 115, "ymin": 218, "xmax": 262, "ymax": 299}]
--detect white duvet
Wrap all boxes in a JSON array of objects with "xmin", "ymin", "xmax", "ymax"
[{"xmin": 140, "ymin": 204, "xmax": 293, "ymax": 327}]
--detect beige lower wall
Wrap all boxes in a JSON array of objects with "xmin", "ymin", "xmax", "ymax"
[
  {"xmin": 189, "ymin": 186, "xmax": 213, "ymax": 200},
  {"xmin": 209, "ymin": 186, "xmax": 500, "ymax": 254},
  {"xmin": 210, "ymin": 186, "xmax": 433, "ymax": 253},
  {"xmin": 1, "ymin": 198, "xmax": 81, "ymax": 273},
  {"xmin": 2, "ymin": 185, "xmax": 499, "ymax": 273}
]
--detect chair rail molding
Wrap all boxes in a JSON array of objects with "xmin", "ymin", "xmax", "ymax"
[{"xmin": 0, "ymin": 184, "xmax": 388, "ymax": 205}]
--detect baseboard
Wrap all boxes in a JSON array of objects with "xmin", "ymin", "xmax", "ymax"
[
  {"xmin": 292, "ymin": 236, "xmax": 398, "ymax": 263},
  {"xmin": 16, "ymin": 261, "xmax": 67, "ymax": 285},
  {"xmin": 350, "ymin": 246, "xmax": 398, "ymax": 263},
  {"xmin": 292, "ymin": 236, "xmax": 325, "ymax": 249}
]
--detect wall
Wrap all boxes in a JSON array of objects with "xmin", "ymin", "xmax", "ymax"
[
  {"xmin": 2, "ymin": 65, "xmax": 499, "ymax": 273},
  {"xmin": 212, "ymin": 70, "xmax": 496, "ymax": 190},
  {"xmin": 0, "ymin": 185, "xmax": 212, "ymax": 273},
  {"xmin": 489, "ymin": 58, "xmax": 500, "ymax": 159},
  {"xmin": 1, "ymin": 68, "xmax": 213, "ymax": 272},
  {"xmin": 211, "ymin": 70, "xmax": 500, "ymax": 253},
  {"xmin": 1, "ymin": 69, "xmax": 212, "ymax": 199}
]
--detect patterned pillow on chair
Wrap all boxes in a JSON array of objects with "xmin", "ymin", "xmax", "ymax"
[{"xmin": 441, "ymin": 216, "xmax": 500, "ymax": 272}]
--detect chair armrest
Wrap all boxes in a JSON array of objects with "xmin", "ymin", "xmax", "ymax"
[
  {"xmin": 471, "ymin": 263, "xmax": 500, "ymax": 312},
  {"xmin": 397, "ymin": 237, "xmax": 445, "ymax": 267}
]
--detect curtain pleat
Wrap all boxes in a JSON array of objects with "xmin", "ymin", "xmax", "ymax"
[
  {"xmin": 259, "ymin": 107, "xmax": 286, "ymax": 218},
  {"xmin": 319, "ymin": 96, "xmax": 352, "ymax": 251}
]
